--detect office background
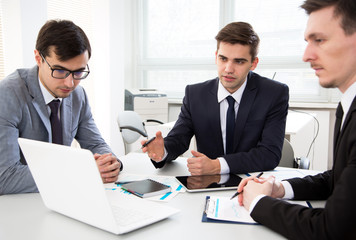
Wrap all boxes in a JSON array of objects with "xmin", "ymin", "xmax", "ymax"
[{"xmin": 0, "ymin": 0, "xmax": 338, "ymax": 171}]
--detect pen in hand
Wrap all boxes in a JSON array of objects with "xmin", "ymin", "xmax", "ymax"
[
  {"xmin": 230, "ymin": 172, "xmax": 264, "ymax": 200},
  {"xmin": 141, "ymin": 136, "xmax": 156, "ymax": 149}
]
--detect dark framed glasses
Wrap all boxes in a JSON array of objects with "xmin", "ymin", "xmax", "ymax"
[{"xmin": 40, "ymin": 53, "xmax": 90, "ymax": 80}]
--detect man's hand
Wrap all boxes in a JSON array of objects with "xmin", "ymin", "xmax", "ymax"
[
  {"xmin": 237, "ymin": 175, "xmax": 285, "ymax": 211},
  {"xmin": 94, "ymin": 153, "xmax": 121, "ymax": 183},
  {"xmin": 141, "ymin": 131, "xmax": 165, "ymax": 162},
  {"xmin": 187, "ymin": 150, "xmax": 221, "ymax": 175}
]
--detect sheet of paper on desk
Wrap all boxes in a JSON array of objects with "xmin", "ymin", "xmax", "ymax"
[
  {"xmin": 247, "ymin": 168, "xmax": 306, "ymax": 182},
  {"xmin": 206, "ymin": 196, "xmax": 257, "ymax": 224}
]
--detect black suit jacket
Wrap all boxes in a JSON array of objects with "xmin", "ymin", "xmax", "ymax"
[
  {"xmin": 152, "ymin": 71, "xmax": 289, "ymax": 174},
  {"xmin": 251, "ymin": 96, "xmax": 356, "ymax": 239}
]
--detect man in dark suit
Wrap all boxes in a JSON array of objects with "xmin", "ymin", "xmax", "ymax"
[
  {"xmin": 237, "ymin": 0, "xmax": 356, "ymax": 239},
  {"xmin": 142, "ymin": 22, "xmax": 289, "ymax": 175}
]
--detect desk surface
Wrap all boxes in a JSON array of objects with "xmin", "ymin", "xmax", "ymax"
[{"xmin": 0, "ymin": 153, "xmax": 324, "ymax": 240}]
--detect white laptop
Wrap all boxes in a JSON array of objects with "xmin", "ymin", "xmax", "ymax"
[{"xmin": 18, "ymin": 138, "xmax": 179, "ymax": 234}]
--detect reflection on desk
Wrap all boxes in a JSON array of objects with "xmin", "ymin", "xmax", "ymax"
[{"xmin": 0, "ymin": 153, "xmax": 325, "ymax": 240}]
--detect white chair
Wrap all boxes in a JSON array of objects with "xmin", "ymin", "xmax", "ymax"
[
  {"xmin": 117, "ymin": 111, "xmax": 163, "ymax": 154},
  {"xmin": 279, "ymin": 138, "xmax": 310, "ymax": 169}
]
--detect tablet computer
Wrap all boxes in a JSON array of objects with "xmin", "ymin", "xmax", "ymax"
[{"xmin": 175, "ymin": 174, "xmax": 242, "ymax": 192}]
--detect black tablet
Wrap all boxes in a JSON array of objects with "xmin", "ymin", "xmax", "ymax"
[{"xmin": 175, "ymin": 174, "xmax": 242, "ymax": 192}]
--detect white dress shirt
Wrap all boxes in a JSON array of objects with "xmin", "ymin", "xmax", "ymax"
[
  {"xmin": 38, "ymin": 78, "xmax": 62, "ymax": 116},
  {"xmin": 217, "ymin": 79, "xmax": 247, "ymax": 174}
]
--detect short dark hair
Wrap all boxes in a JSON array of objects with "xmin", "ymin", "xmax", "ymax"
[
  {"xmin": 215, "ymin": 22, "xmax": 260, "ymax": 61},
  {"xmin": 36, "ymin": 19, "xmax": 91, "ymax": 61},
  {"xmin": 301, "ymin": 0, "xmax": 356, "ymax": 35}
]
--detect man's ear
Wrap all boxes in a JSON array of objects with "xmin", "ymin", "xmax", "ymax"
[
  {"xmin": 34, "ymin": 50, "xmax": 42, "ymax": 66},
  {"xmin": 250, "ymin": 57, "xmax": 259, "ymax": 70}
]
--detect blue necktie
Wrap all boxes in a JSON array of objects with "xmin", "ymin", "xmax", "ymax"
[
  {"xmin": 226, "ymin": 96, "xmax": 235, "ymax": 154},
  {"xmin": 48, "ymin": 99, "xmax": 63, "ymax": 144}
]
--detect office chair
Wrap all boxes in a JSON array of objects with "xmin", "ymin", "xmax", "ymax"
[
  {"xmin": 279, "ymin": 138, "xmax": 310, "ymax": 169},
  {"xmin": 117, "ymin": 111, "xmax": 163, "ymax": 154}
]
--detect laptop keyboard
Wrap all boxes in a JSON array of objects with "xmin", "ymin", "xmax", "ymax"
[{"xmin": 111, "ymin": 205, "xmax": 152, "ymax": 226}]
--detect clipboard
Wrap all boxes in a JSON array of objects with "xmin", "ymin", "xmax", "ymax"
[
  {"xmin": 202, "ymin": 196, "xmax": 313, "ymax": 225},
  {"xmin": 202, "ymin": 196, "xmax": 259, "ymax": 225}
]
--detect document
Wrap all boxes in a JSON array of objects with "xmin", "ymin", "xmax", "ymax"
[
  {"xmin": 203, "ymin": 196, "xmax": 312, "ymax": 225},
  {"xmin": 203, "ymin": 196, "xmax": 258, "ymax": 224}
]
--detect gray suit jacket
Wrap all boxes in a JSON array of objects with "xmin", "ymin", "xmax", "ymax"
[{"xmin": 0, "ymin": 66, "xmax": 115, "ymax": 194}]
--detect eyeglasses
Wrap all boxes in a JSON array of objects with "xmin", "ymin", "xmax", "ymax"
[{"xmin": 40, "ymin": 53, "xmax": 90, "ymax": 80}]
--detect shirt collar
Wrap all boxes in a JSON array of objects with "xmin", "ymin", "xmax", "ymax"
[
  {"xmin": 217, "ymin": 77, "xmax": 247, "ymax": 103},
  {"xmin": 341, "ymin": 81, "xmax": 356, "ymax": 117},
  {"xmin": 38, "ymin": 77, "xmax": 62, "ymax": 105}
]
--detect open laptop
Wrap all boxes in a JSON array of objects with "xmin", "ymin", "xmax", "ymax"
[{"xmin": 18, "ymin": 138, "xmax": 179, "ymax": 234}]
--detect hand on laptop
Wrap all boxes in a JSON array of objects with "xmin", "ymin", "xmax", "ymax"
[{"xmin": 94, "ymin": 153, "xmax": 121, "ymax": 183}]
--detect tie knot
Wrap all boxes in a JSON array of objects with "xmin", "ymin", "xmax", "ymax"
[
  {"xmin": 48, "ymin": 99, "xmax": 61, "ymax": 114},
  {"xmin": 336, "ymin": 102, "xmax": 344, "ymax": 119},
  {"xmin": 226, "ymin": 96, "xmax": 235, "ymax": 107}
]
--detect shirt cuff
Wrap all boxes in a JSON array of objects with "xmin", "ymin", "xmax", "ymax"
[
  {"xmin": 219, "ymin": 173, "xmax": 230, "ymax": 184},
  {"xmin": 249, "ymin": 181, "xmax": 294, "ymax": 214},
  {"xmin": 154, "ymin": 147, "xmax": 168, "ymax": 163},
  {"xmin": 281, "ymin": 180, "xmax": 294, "ymax": 199},
  {"xmin": 249, "ymin": 194, "xmax": 266, "ymax": 214},
  {"xmin": 218, "ymin": 157, "xmax": 230, "ymax": 174}
]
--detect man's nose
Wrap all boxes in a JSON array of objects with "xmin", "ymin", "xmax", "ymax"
[{"xmin": 63, "ymin": 74, "xmax": 74, "ymax": 87}]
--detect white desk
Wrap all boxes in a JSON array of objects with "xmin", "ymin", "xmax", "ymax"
[{"xmin": 0, "ymin": 153, "xmax": 324, "ymax": 240}]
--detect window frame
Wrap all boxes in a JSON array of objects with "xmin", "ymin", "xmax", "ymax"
[{"xmin": 133, "ymin": 0, "xmax": 338, "ymax": 103}]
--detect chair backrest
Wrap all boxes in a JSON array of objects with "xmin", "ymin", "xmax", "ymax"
[
  {"xmin": 279, "ymin": 138, "xmax": 310, "ymax": 169},
  {"xmin": 117, "ymin": 111, "xmax": 147, "ymax": 145},
  {"xmin": 279, "ymin": 138, "xmax": 295, "ymax": 168}
]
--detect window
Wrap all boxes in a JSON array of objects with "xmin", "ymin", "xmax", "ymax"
[
  {"xmin": 136, "ymin": 0, "xmax": 219, "ymax": 99},
  {"xmin": 135, "ymin": 0, "xmax": 338, "ymax": 103}
]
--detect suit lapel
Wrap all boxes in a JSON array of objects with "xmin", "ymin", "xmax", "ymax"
[
  {"xmin": 26, "ymin": 66, "xmax": 52, "ymax": 139},
  {"xmin": 210, "ymin": 79, "xmax": 224, "ymax": 153},
  {"xmin": 334, "ymin": 96, "xmax": 356, "ymax": 160},
  {"xmin": 61, "ymin": 96, "xmax": 73, "ymax": 146},
  {"xmin": 234, "ymin": 72, "xmax": 257, "ymax": 150}
]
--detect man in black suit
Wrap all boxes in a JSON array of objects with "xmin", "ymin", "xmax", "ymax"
[
  {"xmin": 237, "ymin": 0, "xmax": 356, "ymax": 239},
  {"xmin": 142, "ymin": 22, "xmax": 289, "ymax": 175}
]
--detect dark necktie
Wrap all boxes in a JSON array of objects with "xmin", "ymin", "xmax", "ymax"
[
  {"xmin": 226, "ymin": 96, "xmax": 236, "ymax": 154},
  {"xmin": 48, "ymin": 99, "xmax": 63, "ymax": 144},
  {"xmin": 334, "ymin": 102, "xmax": 343, "ymax": 146}
]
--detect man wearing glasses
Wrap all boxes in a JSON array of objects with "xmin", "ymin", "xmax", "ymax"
[{"xmin": 0, "ymin": 20, "xmax": 122, "ymax": 195}]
